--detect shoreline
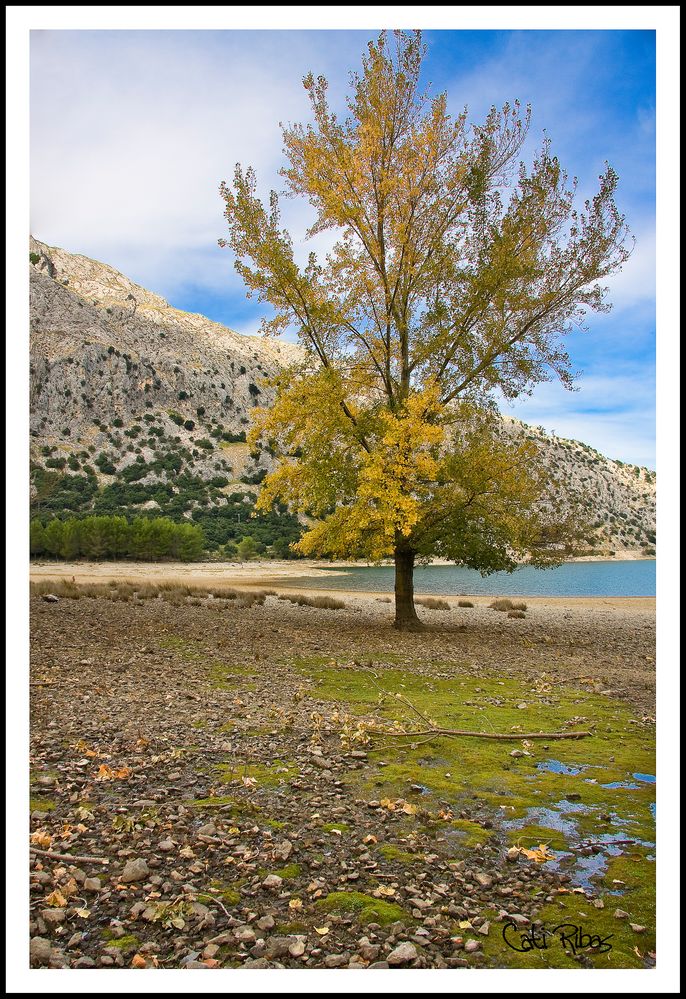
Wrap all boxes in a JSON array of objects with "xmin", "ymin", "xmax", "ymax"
[{"xmin": 29, "ymin": 559, "xmax": 656, "ymax": 611}]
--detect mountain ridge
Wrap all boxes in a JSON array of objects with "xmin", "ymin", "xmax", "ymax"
[{"xmin": 29, "ymin": 237, "xmax": 656, "ymax": 558}]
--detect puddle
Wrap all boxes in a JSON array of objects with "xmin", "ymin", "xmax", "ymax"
[
  {"xmin": 536, "ymin": 759, "xmax": 586, "ymax": 776},
  {"xmin": 501, "ymin": 803, "xmax": 655, "ymax": 890},
  {"xmin": 633, "ymin": 773, "xmax": 655, "ymax": 784},
  {"xmin": 599, "ymin": 780, "xmax": 640, "ymax": 789},
  {"xmin": 649, "ymin": 802, "xmax": 656, "ymax": 819}
]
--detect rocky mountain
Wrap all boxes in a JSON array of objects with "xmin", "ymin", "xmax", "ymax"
[{"xmin": 29, "ymin": 237, "xmax": 656, "ymax": 557}]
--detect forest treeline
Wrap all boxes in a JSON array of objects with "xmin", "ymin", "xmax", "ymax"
[{"xmin": 30, "ymin": 515, "xmax": 205, "ymax": 562}]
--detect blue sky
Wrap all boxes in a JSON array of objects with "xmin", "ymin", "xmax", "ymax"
[{"xmin": 30, "ymin": 28, "xmax": 656, "ymax": 467}]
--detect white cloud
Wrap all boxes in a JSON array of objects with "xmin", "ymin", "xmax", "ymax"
[
  {"xmin": 502, "ymin": 372, "xmax": 655, "ymax": 468},
  {"xmin": 30, "ymin": 30, "xmax": 363, "ymax": 293}
]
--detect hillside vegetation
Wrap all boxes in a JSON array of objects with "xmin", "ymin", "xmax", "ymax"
[{"xmin": 29, "ymin": 238, "xmax": 655, "ymax": 559}]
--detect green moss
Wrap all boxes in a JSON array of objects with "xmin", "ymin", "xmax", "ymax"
[
  {"xmin": 264, "ymin": 818, "xmax": 286, "ymax": 830},
  {"xmin": 30, "ymin": 797, "xmax": 55, "ymax": 812},
  {"xmin": 378, "ymin": 843, "xmax": 424, "ymax": 863},
  {"xmin": 316, "ymin": 890, "xmax": 410, "ymax": 926},
  {"xmin": 449, "ymin": 818, "xmax": 494, "ymax": 846},
  {"xmin": 271, "ymin": 863, "xmax": 301, "ymax": 880},
  {"xmin": 187, "ymin": 795, "xmax": 261, "ymax": 817},
  {"xmin": 322, "ymin": 822, "xmax": 349, "ymax": 834},
  {"xmin": 215, "ymin": 760, "xmax": 298, "ymax": 788},
  {"xmin": 101, "ymin": 932, "xmax": 140, "ymax": 953}
]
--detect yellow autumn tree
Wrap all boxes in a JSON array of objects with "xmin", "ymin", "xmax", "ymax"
[{"xmin": 219, "ymin": 31, "xmax": 630, "ymax": 629}]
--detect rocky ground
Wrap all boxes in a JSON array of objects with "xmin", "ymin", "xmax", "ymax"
[{"xmin": 29, "ymin": 588, "xmax": 656, "ymax": 970}]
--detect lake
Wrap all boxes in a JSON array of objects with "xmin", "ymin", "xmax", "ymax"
[{"xmin": 287, "ymin": 559, "xmax": 656, "ymax": 598}]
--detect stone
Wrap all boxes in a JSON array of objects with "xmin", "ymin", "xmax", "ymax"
[
  {"xmin": 158, "ymin": 839, "xmax": 175, "ymax": 852},
  {"xmin": 256, "ymin": 915, "xmax": 275, "ymax": 930},
  {"xmin": 42, "ymin": 594, "xmax": 59, "ymax": 603},
  {"xmin": 464, "ymin": 939, "xmax": 481, "ymax": 953},
  {"xmin": 234, "ymin": 926, "xmax": 256, "ymax": 944},
  {"xmin": 30, "ymin": 936, "xmax": 53, "ymax": 966},
  {"xmin": 324, "ymin": 953, "xmax": 350, "ymax": 968},
  {"xmin": 474, "ymin": 872, "xmax": 493, "ymax": 887},
  {"xmin": 121, "ymin": 858, "xmax": 149, "ymax": 883},
  {"xmin": 288, "ymin": 938, "xmax": 306, "ymax": 957},
  {"xmin": 262, "ymin": 873, "xmax": 283, "ymax": 890},
  {"xmin": 83, "ymin": 877, "xmax": 101, "ymax": 892},
  {"xmin": 630, "ymin": 923, "xmax": 646, "ymax": 933},
  {"xmin": 273, "ymin": 839, "xmax": 293, "ymax": 860},
  {"xmin": 387, "ymin": 942, "xmax": 418, "ymax": 965},
  {"xmin": 614, "ymin": 909, "xmax": 630, "ymax": 920}
]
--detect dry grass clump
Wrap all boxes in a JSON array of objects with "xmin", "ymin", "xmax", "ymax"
[
  {"xmin": 277, "ymin": 592, "xmax": 346, "ymax": 610},
  {"xmin": 507, "ymin": 609, "xmax": 526, "ymax": 619},
  {"xmin": 457, "ymin": 599, "xmax": 474, "ymax": 608},
  {"xmin": 489, "ymin": 597, "xmax": 527, "ymax": 612},
  {"xmin": 415, "ymin": 596, "xmax": 451, "ymax": 610},
  {"xmin": 376, "ymin": 596, "xmax": 392, "ymax": 603}
]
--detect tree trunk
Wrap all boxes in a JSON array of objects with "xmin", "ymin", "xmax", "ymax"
[{"xmin": 393, "ymin": 545, "xmax": 423, "ymax": 630}]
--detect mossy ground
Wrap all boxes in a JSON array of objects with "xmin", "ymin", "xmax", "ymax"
[
  {"xmin": 316, "ymin": 890, "xmax": 410, "ymax": 926},
  {"xmin": 214, "ymin": 759, "xmax": 299, "ymax": 788},
  {"xmin": 287, "ymin": 655, "xmax": 655, "ymax": 968}
]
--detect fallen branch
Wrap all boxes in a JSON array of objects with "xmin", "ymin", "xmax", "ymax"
[
  {"xmin": 30, "ymin": 847, "xmax": 109, "ymax": 864},
  {"xmin": 367, "ymin": 728, "xmax": 592, "ymax": 741}
]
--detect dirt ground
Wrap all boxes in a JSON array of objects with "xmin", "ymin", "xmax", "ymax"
[{"xmin": 28, "ymin": 581, "xmax": 656, "ymax": 970}]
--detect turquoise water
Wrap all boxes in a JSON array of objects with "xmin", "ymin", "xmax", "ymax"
[{"xmin": 287, "ymin": 559, "xmax": 655, "ymax": 597}]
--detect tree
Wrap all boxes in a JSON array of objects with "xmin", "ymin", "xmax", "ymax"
[{"xmin": 219, "ymin": 31, "xmax": 630, "ymax": 629}]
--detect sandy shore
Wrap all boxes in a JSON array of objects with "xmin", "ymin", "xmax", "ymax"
[{"xmin": 29, "ymin": 559, "xmax": 656, "ymax": 614}]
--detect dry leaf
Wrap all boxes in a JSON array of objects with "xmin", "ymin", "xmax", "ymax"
[
  {"xmin": 131, "ymin": 954, "xmax": 147, "ymax": 969},
  {"xmin": 289, "ymin": 898, "xmax": 303, "ymax": 910},
  {"xmin": 314, "ymin": 926, "xmax": 330, "ymax": 935}
]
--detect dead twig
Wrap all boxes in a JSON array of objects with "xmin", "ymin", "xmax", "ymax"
[
  {"xmin": 367, "ymin": 728, "xmax": 592, "ymax": 741},
  {"xmin": 30, "ymin": 847, "xmax": 109, "ymax": 864}
]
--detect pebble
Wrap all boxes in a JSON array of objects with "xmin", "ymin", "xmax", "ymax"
[
  {"xmin": 387, "ymin": 942, "xmax": 418, "ymax": 965},
  {"xmin": 262, "ymin": 873, "xmax": 283, "ymax": 889},
  {"xmin": 30, "ymin": 936, "xmax": 52, "ymax": 966},
  {"xmin": 83, "ymin": 877, "xmax": 101, "ymax": 892},
  {"xmin": 121, "ymin": 858, "xmax": 149, "ymax": 883}
]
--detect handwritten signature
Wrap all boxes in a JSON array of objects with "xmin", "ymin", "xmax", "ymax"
[{"xmin": 502, "ymin": 921, "xmax": 613, "ymax": 954}]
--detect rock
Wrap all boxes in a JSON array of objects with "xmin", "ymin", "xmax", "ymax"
[
  {"xmin": 324, "ymin": 953, "xmax": 350, "ymax": 968},
  {"xmin": 256, "ymin": 915, "xmax": 275, "ymax": 930},
  {"xmin": 42, "ymin": 594, "xmax": 59, "ymax": 603},
  {"xmin": 505, "ymin": 847, "xmax": 520, "ymax": 862},
  {"xmin": 358, "ymin": 936, "xmax": 380, "ymax": 961},
  {"xmin": 41, "ymin": 908, "xmax": 66, "ymax": 926},
  {"xmin": 197, "ymin": 822, "xmax": 216, "ymax": 837},
  {"xmin": 630, "ymin": 923, "xmax": 646, "ymax": 933},
  {"xmin": 505, "ymin": 913, "xmax": 530, "ymax": 926},
  {"xmin": 234, "ymin": 926, "xmax": 256, "ymax": 944},
  {"xmin": 30, "ymin": 936, "xmax": 53, "ymax": 966},
  {"xmin": 203, "ymin": 944, "xmax": 220, "ymax": 959},
  {"xmin": 464, "ymin": 939, "xmax": 481, "ymax": 953},
  {"xmin": 288, "ymin": 938, "xmax": 306, "ymax": 957},
  {"xmin": 387, "ymin": 942, "xmax": 418, "ymax": 965},
  {"xmin": 262, "ymin": 873, "xmax": 283, "ymax": 890},
  {"xmin": 509, "ymin": 749, "xmax": 525, "ymax": 758},
  {"xmin": 158, "ymin": 839, "xmax": 175, "ymax": 852},
  {"xmin": 243, "ymin": 958, "xmax": 285, "ymax": 969},
  {"xmin": 474, "ymin": 872, "xmax": 493, "ymax": 887},
  {"xmin": 83, "ymin": 877, "xmax": 101, "ymax": 892},
  {"xmin": 120, "ymin": 858, "xmax": 149, "ymax": 883},
  {"xmin": 566, "ymin": 792, "xmax": 582, "ymax": 801},
  {"xmin": 368, "ymin": 961, "xmax": 390, "ymax": 968},
  {"xmin": 478, "ymin": 921, "xmax": 491, "ymax": 936},
  {"xmin": 273, "ymin": 840, "xmax": 293, "ymax": 861},
  {"xmin": 614, "ymin": 909, "xmax": 630, "ymax": 920},
  {"xmin": 264, "ymin": 937, "xmax": 294, "ymax": 960},
  {"xmin": 72, "ymin": 956, "xmax": 96, "ymax": 968}
]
